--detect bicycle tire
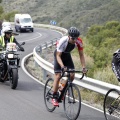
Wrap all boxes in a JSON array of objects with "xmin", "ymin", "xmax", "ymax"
[
  {"xmin": 44, "ymin": 78, "xmax": 56, "ymax": 112},
  {"xmin": 63, "ymin": 83, "xmax": 81, "ymax": 120},
  {"xmin": 103, "ymin": 89, "xmax": 120, "ymax": 120}
]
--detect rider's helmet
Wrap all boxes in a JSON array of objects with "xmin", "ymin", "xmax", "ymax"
[
  {"xmin": 2, "ymin": 27, "xmax": 13, "ymax": 34},
  {"xmin": 68, "ymin": 27, "xmax": 80, "ymax": 38}
]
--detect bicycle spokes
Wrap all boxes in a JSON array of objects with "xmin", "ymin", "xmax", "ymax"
[
  {"xmin": 63, "ymin": 84, "xmax": 81, "ymax": 120},
  {"xmin": 44, "ymin": 78, "xmax": 56, "ymax": 112},
  {"xmin": 104, "ymin": 89, "xmax": 120, "ymax": 120}
]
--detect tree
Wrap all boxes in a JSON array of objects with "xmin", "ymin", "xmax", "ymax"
[{"xmin": 0, "ymin": 6, "xmax": 4, "ymax": 15}]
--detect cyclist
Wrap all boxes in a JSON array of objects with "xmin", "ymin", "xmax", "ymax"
[
  {"xmin": 52, "ymin": 27, "xmax": 87, "ymax": 106},
  {"xmin": 112, "ymin": 49, "xmax": 120, "ymax": 82}
]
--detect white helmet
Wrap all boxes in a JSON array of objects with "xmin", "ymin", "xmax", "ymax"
[{"xmin": 2, "ymin": 27, "xmax": 13, "ymax": 34}]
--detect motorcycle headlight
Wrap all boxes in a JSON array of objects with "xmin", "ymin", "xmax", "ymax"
[{"xmin": 8, "ymin": 54, "xmax": 14, "ymax": 58}]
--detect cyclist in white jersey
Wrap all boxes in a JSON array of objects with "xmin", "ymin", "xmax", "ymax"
[{"xmin": 52, "ymin": 27, "xmax": 87, "ymax": 106}]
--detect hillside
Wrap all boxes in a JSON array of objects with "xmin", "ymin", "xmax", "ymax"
[{"xmin": 1, "ymin": 0, "xmax": 120, "ymax": 34}]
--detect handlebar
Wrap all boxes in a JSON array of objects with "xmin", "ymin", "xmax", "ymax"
[{"xmin": 61, "ymin": 69, "xmax": 86, "ymax": 80}]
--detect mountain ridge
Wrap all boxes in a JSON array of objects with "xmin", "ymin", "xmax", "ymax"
[{"xmin": 1, "ymin": 0, "xmax": 120, "ymax": 34}]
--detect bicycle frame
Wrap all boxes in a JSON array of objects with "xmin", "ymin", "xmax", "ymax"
[
  {"xmin": 44, "ymin": 69, "xmax": 85, "ymax": 120},
  {"xmin": 57, "ymin": 70, "xmax": 85, "ymax": 103}
]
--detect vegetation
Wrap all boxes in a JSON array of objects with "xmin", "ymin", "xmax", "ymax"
[
  {"xmin": 0, "ymin": 0, "xmax": 119, "ymax": 85},
  {"xmin": 0, "ymin": 0, "xmax": 120, "ymax": 34},
  {"xmin": 79, "ymin": 21, "xmax": 119, "ymax": 84},
  {"xmin": 0, "ymin": 5, "xmax": 17, "ymax": 22}
]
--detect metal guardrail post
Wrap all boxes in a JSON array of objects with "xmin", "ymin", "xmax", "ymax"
[
  {"xmin": 39, "ymin": 45, "xmax": 42, "ymax": 54},
  {"xmin": 34, "ymin": 60, "xmax": 38, "ymax": 68},
  {"xmin": 45, "ymin": 42, "xmax": 47, "ymax": 49},
  {"xmin": 42, "ymin": 68, "xmax": 47, "ymax": 81},
  {"xmin": 51, "ymin": 40, "xmax": 54, "ymax": 46},
  {"xmin": 36, "ymin": 45, "xmax": 42, "ymax": 54}
]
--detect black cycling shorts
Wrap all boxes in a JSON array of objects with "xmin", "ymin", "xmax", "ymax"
[{"xmin": 54, "ymin": 50, "xmax": 75, "ymax": 73}]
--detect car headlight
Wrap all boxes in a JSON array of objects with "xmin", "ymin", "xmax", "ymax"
[{"xmin": 21, "ymin": 25, "xmax": 25, "ymax": 28}]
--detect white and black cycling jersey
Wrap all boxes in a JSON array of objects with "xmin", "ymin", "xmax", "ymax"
[
  {"xmin": 56, "ymin": 36, "xmax": 83, "ymax": 53},
  {"xmin": 54, "ymin": 36, "xmax": 83, "ymax": 73}
]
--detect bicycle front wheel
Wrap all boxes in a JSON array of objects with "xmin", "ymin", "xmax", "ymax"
[
  {"xmin": 44, "ymin": 78, "xmax": 56, "ymax": 112},
  {"xmin": 103, "ymin": 89, "xmax": 120, "ymax": 120},
  {"xmin": 63, "ymin": 83, "xmax": 81, "ymax": 120}
]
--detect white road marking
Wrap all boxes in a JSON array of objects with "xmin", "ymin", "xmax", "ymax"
[{"xmin": 19, "ymin": 32, "xmax": 42, "ymax": 42}]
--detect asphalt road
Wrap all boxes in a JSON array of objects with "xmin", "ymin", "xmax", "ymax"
[{"xmin": 0, "ymin": 27, "xmax": 105, "ymax": 120}]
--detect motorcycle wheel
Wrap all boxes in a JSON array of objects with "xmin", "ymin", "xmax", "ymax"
[{"xmin": 10, "ymin": 69, "xmax": 18, "ymax": 89}]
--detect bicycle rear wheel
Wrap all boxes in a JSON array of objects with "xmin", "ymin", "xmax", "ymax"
[
  {"xmin": 44, "ymin": 78, "xmax": 56, "ymax": 112},
  {"xmin": 63, "ymin": 83, "xmax": 81, "ymax": 120},
  {"xmin": 103, "ymin": 89, "xmax": 120, "ymax": 120}
]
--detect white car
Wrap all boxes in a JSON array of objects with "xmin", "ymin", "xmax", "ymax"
[
  {"xmin": 1, "ymin": 22, "xmax": 12, "ymax": 35},
  {"xmin": 2, "ymin": 22, "xmax": 12, "ymax": 29}
]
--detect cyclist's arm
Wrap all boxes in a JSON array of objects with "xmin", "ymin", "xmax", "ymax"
[
  {"xmin": 56, "ymin": 37, "xmax": 68, "ymax": 68},
  {"xmin": 56, "ymin": 51, "xmax": 64, "ymax": 68},
  {"xmin": 78, "ymin": 50, "xmax": 86, "ymax": 69}
]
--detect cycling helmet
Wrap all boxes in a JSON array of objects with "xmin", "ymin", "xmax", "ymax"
[
  {"xmin": 68, "ymin": 27, "xmax": 80, "ymax": 38},
  {"xmin": 3, "ymin": 27, "xmax": 13, "ymax": 34}
]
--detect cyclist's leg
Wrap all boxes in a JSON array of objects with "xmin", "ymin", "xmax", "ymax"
[
  {"xmin": 65, "ymin": 53, "xmax": 75, "ymax": 81},
  {"xmin": 52, "ymin": 54, "xmax": 62, "ymax": 106},
  {"xmin": 52, "ymin": 73, "xmax": 61, "ymax": 94}
]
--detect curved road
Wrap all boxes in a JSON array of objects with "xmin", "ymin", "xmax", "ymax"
[{"xmin": 0, "ymin": 28, "xmax": 105, "ymax": 120}]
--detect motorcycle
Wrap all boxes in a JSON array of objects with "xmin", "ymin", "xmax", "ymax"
[{"xmin": 0, "ymin": 42, "xmax": 25, "ymax": 89}]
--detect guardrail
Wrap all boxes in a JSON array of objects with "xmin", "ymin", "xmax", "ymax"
[
  {"xmin": 33, "ymin": 40, "xmax": 120, "ymax": 96},
  {"xmin": 11, "ymin": 21, "xmax": 120, "ymax": 96},
  {"xmin": 14, "ymin": 22, "xmax": 119, "ymax": 97},
  {"xmin": 34, "ymin": 23, "xmax": 68, "ymax": 35}
]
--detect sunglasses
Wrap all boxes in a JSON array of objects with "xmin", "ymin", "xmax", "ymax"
[
  {"xmin": 6, "ymin": 33, "xmax": 12, "ymax": 35},
  {"xmin": 70, "ymin": 37, "xmax": 78, "ymax": 40}
]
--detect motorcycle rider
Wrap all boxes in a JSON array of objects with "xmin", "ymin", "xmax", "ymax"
[
  {"xmin": 0, "ymin": 27, "xmax": 24, "ymax": 82},
  {"xmin": 0, "ymin": 27, "xmax": 24, "ymax": 51}
]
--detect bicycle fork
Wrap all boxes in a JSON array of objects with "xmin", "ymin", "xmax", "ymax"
[{"xmin": 68, "ymin": 84, "xmax": 76, "ymax": 104}]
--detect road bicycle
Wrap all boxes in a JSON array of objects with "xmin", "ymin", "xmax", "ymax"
[
  {"xmin": 103, "ymin": 88, "xmax": 120, "ymax": 120},
  {"xmin": 44, "ymin": 69, "xmax": 85, "ymax": 120}
]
